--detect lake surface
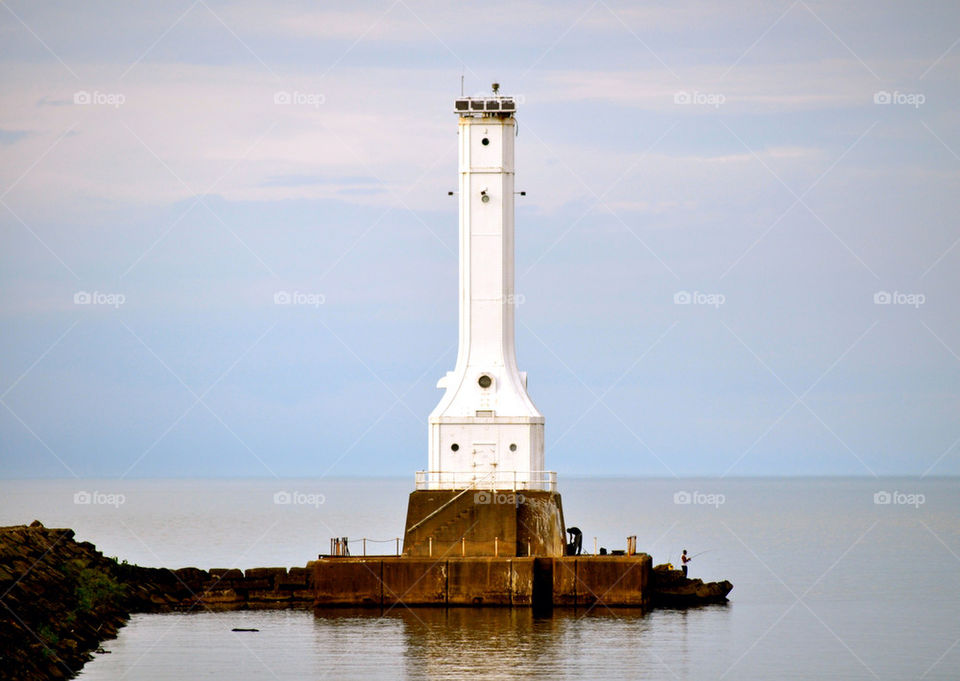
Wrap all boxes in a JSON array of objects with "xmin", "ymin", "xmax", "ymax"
[{"xmin": 2, "ymin": 477, "xmax": 958, "ymax": 679}]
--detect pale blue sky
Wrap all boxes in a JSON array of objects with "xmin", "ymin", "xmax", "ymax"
[{"xmin": 1, "ymin": 0, "xmax": 958, "ymax": 479}]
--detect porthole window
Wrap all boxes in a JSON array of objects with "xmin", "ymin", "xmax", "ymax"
[
  {"xmin": 478, "ymin": 375, "xmax": 492, "ymax": 389},
  {"xmin": 451, "ymin": 443, "xmax": 459, "ymax": 452},
  {"xmin": 509, "ymin": 443, "xmax": 517, "ymax": 452},
  {"xmin": 481, "ymin": 137, "xmax": 490, "ymax": 146}
]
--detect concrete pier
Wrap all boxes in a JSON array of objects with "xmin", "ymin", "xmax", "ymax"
[{"xmin": 310, "ymin": 554, "xmax": 652, "ymax": 608}]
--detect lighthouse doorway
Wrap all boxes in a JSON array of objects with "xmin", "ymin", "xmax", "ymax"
[{"xmin": 472, "ymin": 442, "xmax": 497, "ymax": 484}]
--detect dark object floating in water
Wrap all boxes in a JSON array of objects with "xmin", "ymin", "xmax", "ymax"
[{"xmin": 232, "ymin": 628, "xmax": 260, "ymax": 632}]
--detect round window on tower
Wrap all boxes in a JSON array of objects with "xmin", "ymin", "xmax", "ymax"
[
  {"xmin": 478, "ymin": 375, "xmax": 492, "ymax": 389},
  {"xmin": 481, "ymin": 137, "xmax": 490, "ymax": 146},
  {"xmin": 451, "ymin": 443, "xmax": 459, "ymax": 452},
  {"xmin": 509, "ymin": 443, "xmax": 517, "ymax": 452}
]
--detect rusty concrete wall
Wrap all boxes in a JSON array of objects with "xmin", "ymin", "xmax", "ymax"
[
  {"xmin": 510, "ymin": 558, "xmax": 534, "ymax": 605},
  {"xmin": 311, "ymin": 555, "xmax": 648, "ymax": 607},
  {"xmin": 313, "ymin": 558, "xmax": 536, "ymax": 606},
  {"xmin": 446, "ymin": 558, "xmax": 521, "ymax": 605},
  {"xmin": 382, "ymin": 559, "xmax": 447, "ymax": 605},
  {"xmin": 311, "ymin": 558, "xmax": 381, "ymax": 607},
  {"xmin": 403, "ymin": 490, "xmax": 515, "ymax": 557},
  {"xmin": 574, "ymin": 556, "xmax": 649, "ymax": 607},
  {"xmin": 516, "ymin": 492, "xmax": 565, "ymax": 556},
  {"xmin": 403, "ymin": 490, "xmax": 565, "ymax": 557},
  {"xmin": 552, "ymin": 556, "xmax": 651, "ymax": 607},
  {"xmin": 552, "ymin": 557, "xmax": 579, "ymax": 606}
]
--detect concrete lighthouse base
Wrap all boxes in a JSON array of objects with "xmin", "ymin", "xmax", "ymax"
[
  {"xmin": 309, "ymin": 555, "xmax": 653, "ymax": 608},
  {"xmin": 307, "ymin": 490, "xmax": 658, "ymax": 608},
  {"xmin": 402, "ymin": 489, "xmax": 566, "ymax": 558},
  {"xmin": 308, "ymin": 489, "xmax": 657, "ymax": 607}
]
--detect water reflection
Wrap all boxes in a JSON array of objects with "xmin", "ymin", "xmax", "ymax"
[
  {"xmin": 313, "ymin": 607, "xmax": 676, "ymax": 680},
  {"xmin": 81, "ymin": 605, "xmax": 734, "ymax": 681}
]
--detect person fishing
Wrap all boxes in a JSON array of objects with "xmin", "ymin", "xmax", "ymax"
[{"xmin": 681, "ymin": 549, "xmax": 691, "ymax": 577}]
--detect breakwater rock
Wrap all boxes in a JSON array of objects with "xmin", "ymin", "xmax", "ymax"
[
  {"xmin": 0, "ymin": 521, "xmax": 132, "ymax": 680},
  {"xmin": 650, "ymin": 563, "xmax": 733, "ymax": 606},
  {"xmin": 0, "ymin": 522, "xmax": 313, "ymax": 680}
]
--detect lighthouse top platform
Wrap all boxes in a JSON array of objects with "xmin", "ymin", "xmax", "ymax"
[{"xmin": 453, "ymin": 96, "xmax": 517, "ymax": 116}]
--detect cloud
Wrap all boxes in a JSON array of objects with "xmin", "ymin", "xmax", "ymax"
[
  {"xmin": 538, "ymin": 60, "xmax": 894, "ymax": 112},
  {"xmin": 221, "ymin": 1, "xmax": 695, "ymax": 43},
  {"xmin": 259, "ymin": 174, "xmax": 380, "ymax": 187},
  {"xmin": 0, "ymin": 64, "xmax": 458, "ymax": 211},
  {"xmin": 0, "ymin": 129, "xmax": 34, "ymax": 145}
]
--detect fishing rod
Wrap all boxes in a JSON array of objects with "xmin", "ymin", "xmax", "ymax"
[{"xmin": 689, "ymin": 549, "xmax": 715, "ymax": 559}]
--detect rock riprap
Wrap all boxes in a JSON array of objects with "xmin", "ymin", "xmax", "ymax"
[
  {"xmin": 0, "ymin": 522, "xmax": 313, "ymax": 680},
  {"xmin": 650, "ymin": 563, "xmax": 733, "ymax": 606},
  {"xmin": 0, "ymin": 521, "xmax": 133, "ymax": 680}
]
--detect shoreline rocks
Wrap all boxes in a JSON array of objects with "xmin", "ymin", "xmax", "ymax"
[
  {"xmin": 0, "ymin": 522, "xmax": 313, "ymax": 681},
  {"xmin": 0, "ymin": 522, "xmax": 132, "ymax": 680}
]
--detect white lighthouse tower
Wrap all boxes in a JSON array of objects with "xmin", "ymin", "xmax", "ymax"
[{"xmin": 422, "ymin": 85, "xmax": 550, "ymax": 492}]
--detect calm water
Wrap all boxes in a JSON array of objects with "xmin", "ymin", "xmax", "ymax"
[{"xmin": 2, "ymin": 477, "xmax": 958, "ymax": 680}]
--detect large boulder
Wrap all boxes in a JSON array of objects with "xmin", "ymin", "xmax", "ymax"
[{"xmin": 650, "ymin": 563, "xmax": 732, "ymax": 606}]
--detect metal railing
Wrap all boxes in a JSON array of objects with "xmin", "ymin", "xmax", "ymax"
[
  {"xmin": 327, "ymin": 537, "xmax": 402, "ymax": 556},
  {"xmin": 325, "ymin": 536, "xmax": 529, "ymax": 558},
  {"xmin": 415, "ymin": 470, "xmax": 557, "ymax": 492},
  {"xmin": 323, "ymin": 534, "xmax": 644, "ymax": 558}
]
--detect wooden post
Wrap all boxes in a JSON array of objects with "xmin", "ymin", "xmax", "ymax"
[
  {"xmin": 495, "ymin": 536, "xmax": 499, "ymax": 557},
  {"xmin": 429, "ymin": 536, "xmax": 433, "ymax": 557},
  {"xmin": 461, "ymin": 537, "xmax": 465, "ymax": 557},
  {"xmin": 527, "ymin": 541, "xmax": 531, "ymax": 557},
  {"xmin": 396, "ymin": 537, "xmax": 400, "ymax": 556},
  {"xmin": 363, "ymin": 538, "xmax": 367, "ymax": 556}
]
